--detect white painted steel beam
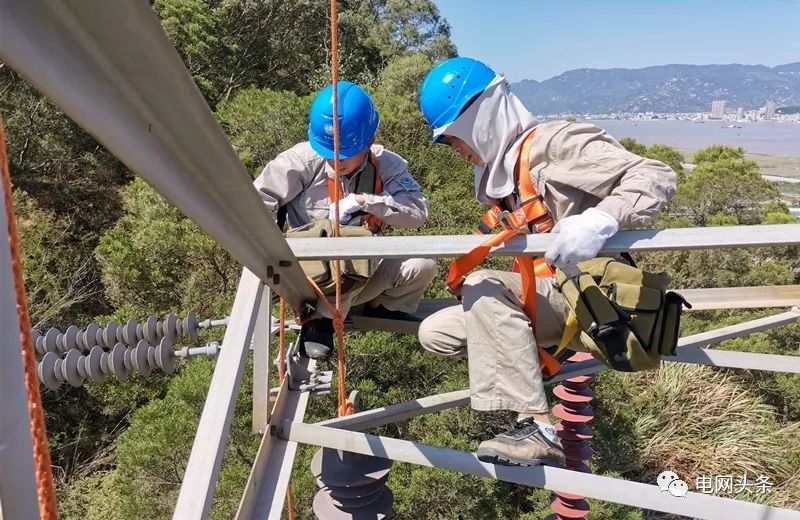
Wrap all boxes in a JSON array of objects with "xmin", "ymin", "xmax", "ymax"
[
  {"xmin": 0, "ymin": 153, "xmax": 40, "ymax": 520},
  {"xmin": 175, "ymin": 269, "xmax": 265, "ymax": 519},
  {"xmin": 0, "ymin": 0, "xmax": 315, "ymax": 312},
  {"xmin": 317, "ymin": 390, "xmax": 471, "ymax": 432},
  {"xmin": 251, "ymin": 288, "xmax": 272, "ymax": 435},
  {"xmin": 677, "ymin": 285, "xmax": 800, "ymax": 310},
  {"xmin": 668, "ymin": 347, "xmax": 800, "ymax": 373},
  {"xmin": 289, "ymin": 224, "xmax": 800, "ymax": 260},
  {"xmin": 237, "ymin": 358, "xmax": 315, "ymax": 520},
  {"xmin": 279, "ymin": 422, "xmax": 800, "ymax": 520}
]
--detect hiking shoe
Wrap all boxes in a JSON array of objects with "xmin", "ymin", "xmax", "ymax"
[
  {"xmin": 299, "ymin": 318, "xmax": 334, "ymax": 360},
  {"xmin": 361, "ymin": 304, "xmax": 422, "ymax": 322},
  {"xmin": 476, "ymin": 419, "xmax": 566, "ymax": 467}
]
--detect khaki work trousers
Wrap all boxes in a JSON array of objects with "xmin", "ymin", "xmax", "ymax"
[
  {"xmin": 320, "ymin": 257, "xmax": 437, "ymax": 318},
  {"xmin": 418, "ymin": 270, "xmax": 573, "ymax": 414}
]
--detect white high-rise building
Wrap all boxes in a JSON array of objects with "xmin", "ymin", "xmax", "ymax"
[
  {"xmin": 737, "ymin": 107, "xmax": 744, "ymax": 120},
  {"xmin": 710, "ymin": 100, "xmax": 726, "ymax": 119},
  {"xmin": 765, "ymin": 100, "xmax": 778, "ymax": 120}
]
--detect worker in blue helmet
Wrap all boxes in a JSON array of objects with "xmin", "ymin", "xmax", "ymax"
[
  {"xmin": 417, "ymin": 57, "xmax": 677, "ymax": 468},
  {"xmin": 253, "ymin": 81, "xmax": 435, "ymax": 359}
]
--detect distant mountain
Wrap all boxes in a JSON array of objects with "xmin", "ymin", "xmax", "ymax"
[{"xmin": 511, "ymin": 63, "xmax": 800, "ymax": 114}]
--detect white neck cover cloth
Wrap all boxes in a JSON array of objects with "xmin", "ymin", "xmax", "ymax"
[{"xmin": 434, "ymin": 74, "xmax": 539, "ymax": 204}]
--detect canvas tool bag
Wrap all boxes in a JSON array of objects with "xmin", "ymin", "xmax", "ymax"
[
  {"xmin": 555, "ymin": 258, "xmax": 691, "ymax": 372},
  {"xmin": 285, "ymin": 219, "xmax": 376, "ymax": 296}
]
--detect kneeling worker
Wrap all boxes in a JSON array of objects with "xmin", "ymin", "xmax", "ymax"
[
  {"xmin": 254, "ymin": 81, "xmax": 436, "ymax": 358},
  {"xmin": 417, "ymin": 58, "xmax": 677, "ymax": 467}
]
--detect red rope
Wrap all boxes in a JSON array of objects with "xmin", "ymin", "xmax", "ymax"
[{"xmin": 0, "ymin": 120, "xmax": 59, "ymax": 518}]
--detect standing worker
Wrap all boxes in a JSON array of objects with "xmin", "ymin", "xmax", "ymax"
[
  {"xmin": 416, "ymin": 57, "xmax": 677, "ymax": 467},
  {"xmin": 254, "ymin": 81, "xmax": 436, "ymax": 359}
]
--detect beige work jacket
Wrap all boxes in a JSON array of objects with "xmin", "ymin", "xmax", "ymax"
[{"xmin": 522, "ymin": 121, "xmax": 676, "ymax": 228}]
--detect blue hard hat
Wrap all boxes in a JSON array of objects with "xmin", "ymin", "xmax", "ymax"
[
  {"xmin": 418, "ymin": 57, "xmax": 496, "ymax": 137},
  {"xmin": 308, "ymin": 81, "xmax": 379, "ymax": 159}
]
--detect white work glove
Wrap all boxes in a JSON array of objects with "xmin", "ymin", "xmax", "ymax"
[
  {"xmin": 544, "ymin": 207, "xmax": 619, "ymax": 267},
  {"xmin": 328, "ymin": 193, "xmax": 364, "ymax": 223}
]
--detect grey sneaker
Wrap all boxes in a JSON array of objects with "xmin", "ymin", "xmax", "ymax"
[{"xmin": 476, "ymin": 419, "xmax": 566, "ymax": 467}]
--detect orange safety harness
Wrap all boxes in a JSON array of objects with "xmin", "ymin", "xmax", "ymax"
[
  {"xmin": 326, "ymin": 154, "xmax": 386, "ymax": 234},
  {"xmin": 446, "ymin": 128, "xmax": 562, "ymax": 377}
]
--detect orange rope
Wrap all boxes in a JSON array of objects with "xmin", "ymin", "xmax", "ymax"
[
  {"xmin": 0, "ymin": 121, "xmax": 59, "ymax": 518},
  {"xmin": 328, "ymin": 0, "xmax": 354, "ymax": 418}
]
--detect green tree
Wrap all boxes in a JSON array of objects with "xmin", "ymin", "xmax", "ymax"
[
  {"xmin": 14, "ymin": 190, "xmax": 97, "ymax": 326},
  {"xmin": 216, "ymin": 88, "xmax": 309, "ymax": 174},
  {"xmin": 692, "ymin": 144, "xmax": 746, "ymax": 164},
  {"xmin": 618, "ymin": 137, "xmax": 647, "ymax": 156},
  {"xmin": 154, "ymin": 0, "xmax": 455, "ymax": 105},
  {"xmin": 669, "ymin": 158, "xmax": 780, "ymax": 226},
  {"xmin": 95, "ymin": 178, "xmax": 238, "ymax": 317},
  {"xmin": 646, "ymin": 144, "xmax": 685, "ymax": 178}
]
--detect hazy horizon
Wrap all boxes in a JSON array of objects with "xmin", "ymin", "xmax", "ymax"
[{"xmin": 512, "ymin": 61, "xmax": 800, "ymax": 84}]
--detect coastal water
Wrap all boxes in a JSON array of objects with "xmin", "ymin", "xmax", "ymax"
[{"xmin": 585, "ymin": 120, "xmax": 800, "ymax": 156}]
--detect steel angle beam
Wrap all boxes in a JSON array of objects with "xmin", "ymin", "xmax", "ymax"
[
  {"xmin": 676, "ymin": 285, "xmax": 800, "ymax": 310},
  {"xmin": 0, "ymin": 0, "xmax": 315, "ymax": 312},
  {"xmin": 666, "ymin": 347, "xmax": 800, "ymax": 373},
  {"xmin": 175, "ymin": 269, "xmax": 265, "ymax": 520},
  {"xmin": 317, "ymin": 390, "xmax": 471, "ymax": 432},
  {"xmin": 237, "ymin": 357, "xmax": 315, "ymax": 520},
  {"xmin": 288, "ymin": 224, "xmax": 800, "ymax": 260},
  {"xmin": 677, "ymin": 308, "xmax": 800, "ymax": 349},
  {"xmin": 549, "ymin": 308, "xmax": 800, "ymax": 384},
  {"xmin": 252, "ymin": 288, "xmax": 273, "ymax": 435},
  {"xmin": 279, "ymin": 422, "xmax": 800, "ymax": 520}
]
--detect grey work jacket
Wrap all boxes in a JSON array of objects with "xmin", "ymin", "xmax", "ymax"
[{"xmin": 253, "ymin": 142, "xmax": 428, "ymax": 229}]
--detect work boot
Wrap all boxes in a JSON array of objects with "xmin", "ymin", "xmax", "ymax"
[
  {"xmin": 299, "ymin": 318, "xmax": 334, "ymax": 360},
  {"xmin": 361, "ymin": 304, "xmax": 423, "ymax": 322},
  {"xmin": 476, "ymin": 418, "xmax": 566, "ymax": 467}
]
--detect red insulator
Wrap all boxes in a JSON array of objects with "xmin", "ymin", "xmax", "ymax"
[{"xmin": 549, "ymin": 351, "xmax": 596, "ymax": 519}]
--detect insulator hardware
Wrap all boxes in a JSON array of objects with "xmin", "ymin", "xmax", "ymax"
[
  {"xmin": 547, "ymin": 352, "xmax": 596, "ymax": 520},
  {"xmin": 37, "ymin": 337, "xmax": 176, "ymax": 390},
  {"xmin": 311, "ymin": 391, "xmax": 393, "ymax": 519},
  {"xmin": 30, "ymin": 310, "xmax": 228, "ymax": 358}
]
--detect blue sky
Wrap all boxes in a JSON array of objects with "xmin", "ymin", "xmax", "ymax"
[{"xmin": 433, "ymin": 0, "xmax": 800, "ymax": 82}]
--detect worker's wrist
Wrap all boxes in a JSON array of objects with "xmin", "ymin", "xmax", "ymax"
[{"xmin": 354, "ymin": 194, "xmax": 367, "ymax": 205}]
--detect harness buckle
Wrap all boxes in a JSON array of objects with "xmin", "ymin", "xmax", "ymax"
[{"xmin": 498, "ymin": 208, "xmax": 530, "ymax": 234}]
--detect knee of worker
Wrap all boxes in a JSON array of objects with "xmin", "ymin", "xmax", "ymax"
[
  {"xmin": 400, "ymin": 257, "xmax": 437, "ymax": 286},
  {"xmin": 418, "ymin": 316, "xmax": 465, "ymax": 357},
  {"xmin": 462, "ymin": 270, "xmax": 507, "ymax": 301}
]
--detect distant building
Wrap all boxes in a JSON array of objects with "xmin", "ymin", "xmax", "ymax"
[
  {"xmin": 737, "ymin": 107, "xmax": 744, "ymax": 120},
  {"xmin": 765, "ymin": 100, "xmax": 778, "ymax": 120},
  {"xmin": 710, "ymin": 100, "xmax": 726, "ymax": 119}
]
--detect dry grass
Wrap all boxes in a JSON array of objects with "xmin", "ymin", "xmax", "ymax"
[{"xmin": 623, "ymin": 364, "xmax": 800, "ymax": 504}]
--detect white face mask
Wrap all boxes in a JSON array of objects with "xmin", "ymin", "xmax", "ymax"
[{"xmin": 435, "ymin": 74, "xmax": 538, "ymax": 204}]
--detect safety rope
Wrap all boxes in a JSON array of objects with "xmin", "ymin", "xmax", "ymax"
[
  {"xmin": 1, "ymin": 120, "xmax": 59, "ymax": 518},
  {"xmin": 328, "ymin": 0, "xmax": 354, "ymax": 418}
]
